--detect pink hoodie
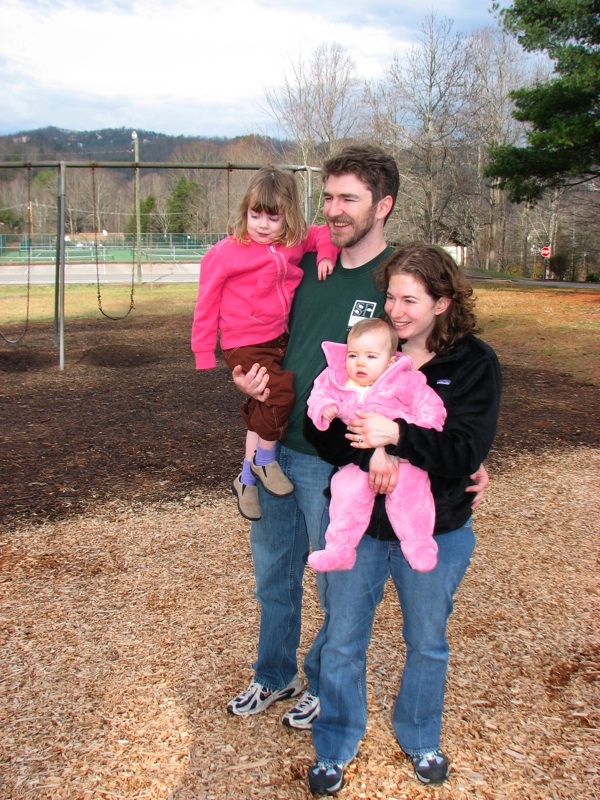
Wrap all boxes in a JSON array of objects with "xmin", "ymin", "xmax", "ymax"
[{"xmin": 191, "ymin": 226, "xmax": 338, "ymax": 369}]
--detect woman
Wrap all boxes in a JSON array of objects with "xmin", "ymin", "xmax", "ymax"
[{"xmin": 304, "ymin": 243, "xmax": 502, "ymax": 796}]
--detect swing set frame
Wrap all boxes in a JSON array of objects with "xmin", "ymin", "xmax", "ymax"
[{"xmin": 0, "ymin": 160, "xmax": 319, "ymax": 370}]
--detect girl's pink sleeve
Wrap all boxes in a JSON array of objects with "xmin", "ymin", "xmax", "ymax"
[
  {"xmin": 191, "ymin": 246, "xmax": 227, "ymax": 369},
  {"xmin": 307, "ymin": 368, "xmax": 336, "ymax": 431},
  {"xmin": 302, "ymin": 224, "xmax": 340, "ymax": 265}
]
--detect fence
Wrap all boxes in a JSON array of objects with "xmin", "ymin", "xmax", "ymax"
[{"xmin": 0, "ymin": 232, "xmax": 228, "ymax": 263}]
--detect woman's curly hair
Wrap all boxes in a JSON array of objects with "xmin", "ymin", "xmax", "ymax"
[{"xmin": 374, "ymin": 243, "xmax": 480, "ymax": 355}]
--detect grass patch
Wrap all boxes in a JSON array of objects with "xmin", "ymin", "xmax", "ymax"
[
  {"xmin": 475, "ymin": 286, "xmax": 599, "ymax": 386},
  {"xmin": 0, "ymin": 283, "xmax": 199, "ymax": 324}
]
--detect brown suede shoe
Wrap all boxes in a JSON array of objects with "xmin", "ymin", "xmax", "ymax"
[
  {"xmin": 250, "ymin": 458, "xmax": 295, "ymax": 497},
  {"xmin": 231, "ymin": 474, "xmax": 262, "ymax": 520}
]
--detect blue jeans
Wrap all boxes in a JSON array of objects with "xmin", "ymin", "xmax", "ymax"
[
  {"xmin": 311, "ymin": 520, "xmax": 475, "ymax": 765},
  {"xmin": 250, "ymin": 444, "xmax": 333, "ymax": 692}
]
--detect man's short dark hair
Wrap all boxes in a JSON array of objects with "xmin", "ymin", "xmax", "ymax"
[{"xmin": 322, "ymin": 145, "xmax": 400, "ymax": 221}]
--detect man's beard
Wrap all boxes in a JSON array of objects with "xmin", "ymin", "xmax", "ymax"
[{"xmin": 327, "ymin": 205, "xmax": 377, "ymax": 249}]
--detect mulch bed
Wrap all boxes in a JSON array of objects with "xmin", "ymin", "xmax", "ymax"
[{"xmin": 0, "ymin": 315, "xmax": 599, "ymax": 799}]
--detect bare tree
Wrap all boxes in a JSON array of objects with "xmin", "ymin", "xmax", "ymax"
[
  {"xmin": 368, "ymin": 13, "xmax": 474, "ymax": 244},
  {"xmin": 265, "ymin": 43, "xmax": 363, "ymax": 164},
  {"xmin": 465, "ymin": 26, "xmax": 537, "ymax": 269}
]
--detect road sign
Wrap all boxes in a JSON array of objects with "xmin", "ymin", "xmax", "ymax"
[{"xmin": 541, "ymin": 246, "xmax": 551, "ymax": 258}]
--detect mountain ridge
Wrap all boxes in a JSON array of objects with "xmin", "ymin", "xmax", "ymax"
[{"xmin": 0, "ymin": 127, "xmax": 285, "ymax": 163}]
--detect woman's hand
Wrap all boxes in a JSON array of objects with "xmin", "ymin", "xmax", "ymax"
[
  {"xmin": 232, "ymin": 363, "xmax": 270, "ymax": 402},
  {"xmin": 368, "ymin": 448, "xmax": 400, "ymax": 494},
  {"xmin": 346, "ymin": 410, "xmax": 401, "ymax": 449},
  {"xmin": 466, "ymin": 463, "xmax": 489, "ymax": 510}
]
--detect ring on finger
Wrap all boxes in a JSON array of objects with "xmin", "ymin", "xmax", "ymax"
[{"xmin": 357, "ymin": 435, "xmax": 363, "ymax": 444}]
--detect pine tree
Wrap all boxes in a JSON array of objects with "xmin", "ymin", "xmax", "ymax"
[{"xmin": 485, "ymin": 0, "xmax": 600, "ymax": 203}]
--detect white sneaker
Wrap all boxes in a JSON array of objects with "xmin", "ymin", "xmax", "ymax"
[
  {"xmin": 227, "ymin": 675, "xmax": 303, "ymax": 717},
  {"xmin": 282, "ymin": 690, "xmax": 320, "ymax": 730}
]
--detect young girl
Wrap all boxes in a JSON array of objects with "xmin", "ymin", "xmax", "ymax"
[
  {"xmin": 307, "ymin": 318, "xmax": 447, "ymax": 573},
  {"xmin": 191, "ymin": 167, "xmax": 338, "ymax": 521}
]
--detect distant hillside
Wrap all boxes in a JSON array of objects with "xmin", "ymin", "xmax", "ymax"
[{"xmin": 0, "ymin": 127, "xmax": 289, "ymax": 163}]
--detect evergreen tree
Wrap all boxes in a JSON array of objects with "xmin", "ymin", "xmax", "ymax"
[
  {"xmin": 166, "ymin": 178, "xmax": 201, "ymax": 233},
  {"xmin": 126, "ymin": 194, "xmax": 158, "ymax": 234},
  {"xmin": 485, "ymin": 0, "xmax": 600, "ymax": 203}
]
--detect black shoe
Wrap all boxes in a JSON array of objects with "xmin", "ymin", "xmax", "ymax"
[
  {"xmin": 308, "ymin": 759, "xmax": 344, "ymax": 795},
  {"xmin": 409, "ymin": 748, "xmax": 449, "ymax": 784}
]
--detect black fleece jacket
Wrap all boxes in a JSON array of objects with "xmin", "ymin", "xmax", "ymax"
[{"xmin": 304, "ymin": 334, "xmax": 502, "ymax": 540}]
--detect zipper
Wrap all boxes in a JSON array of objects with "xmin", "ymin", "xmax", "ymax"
[{"xmin": 270, "ymin": 245, "xmax": 289, "ymax": 314}]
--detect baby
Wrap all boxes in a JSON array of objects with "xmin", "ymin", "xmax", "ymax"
[{"xmin": 307, "ymin": 318, "xmax": 447, "ymax": 572}]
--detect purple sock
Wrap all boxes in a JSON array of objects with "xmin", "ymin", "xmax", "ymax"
[
  {"xmin": 254, "ymin": 445, "xmax": 276, "ymax": 467},
  {"xmin": 241, "ymin": 459, "xmax": 257, "ymax": 485}
]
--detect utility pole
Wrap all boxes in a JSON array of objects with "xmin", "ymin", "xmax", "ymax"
[{"xmin": 132, "ymin": 131, "xmax": 142, "ymax": 283}]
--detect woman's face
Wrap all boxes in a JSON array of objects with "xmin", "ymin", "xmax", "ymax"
[{"xmin": 384, "ymin": 272, "xmax": 448, "ymax": 348}]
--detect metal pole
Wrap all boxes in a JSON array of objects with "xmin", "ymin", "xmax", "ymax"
[
  {"xmin": 305, "ymin": 166, "xmax": 313, "ymax": 223},
  {"xmin": 132, "ymin": 132, "xmax": 142, "ymax": 283},
  {"xmin": 54, "ymin": 162, "xmax": 66, "ymax": 369}
]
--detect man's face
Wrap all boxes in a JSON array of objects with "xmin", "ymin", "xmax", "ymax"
[{"xmin": 323, "ymin": 173, "xmax": 378, "ymax": 249}]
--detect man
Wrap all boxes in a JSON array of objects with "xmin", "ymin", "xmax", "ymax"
[
  {"xmin": 227, "ymin": 144, "xmax": 400, "ymax": 721},
  {"xmin": 227, "ymin": 145, "xmax": 487, "ymax": 747}
]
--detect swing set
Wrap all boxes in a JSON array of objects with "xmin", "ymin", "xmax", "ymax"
[{"xmin": 0, "ymin": 159, "xmax": 318, "ymax": 370}]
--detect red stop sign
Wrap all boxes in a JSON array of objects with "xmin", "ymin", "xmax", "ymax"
[{"xmin": 541, "ymin": 246, "xmax": 551, "ymax": 258}]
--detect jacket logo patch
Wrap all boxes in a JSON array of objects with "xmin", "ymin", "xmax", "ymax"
[
  {"xmin": 436, "ymin": 379, "xmax": 451, "ymax": 385},
  {"xmin": 348, "ymin": 300, "xmax": 377, "ymax": 329}
]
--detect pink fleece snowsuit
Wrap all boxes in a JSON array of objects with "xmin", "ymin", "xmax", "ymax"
[{"xmin": 307, "ymin": 341, "xmax": 447, "ymax": 572}]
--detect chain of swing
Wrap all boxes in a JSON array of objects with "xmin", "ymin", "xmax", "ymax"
[
  {"xmin": 0, "ymin": 166, "xmax": 32, "ymax": 345},
  {"xmin": 92, "ymin": 165, "xmax": 136, "ymax": 320}
]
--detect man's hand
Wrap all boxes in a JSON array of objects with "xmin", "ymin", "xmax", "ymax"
[
  {"xmin": 368, "ymin": 447, "xmax": 399, "ymax": 494},
  {"xmin": 466, "ymin": 463, "xmax": 489, "ymax": 510},
  {"xmin": 232, "ymin": 363, "xmax": 270, "ymax": 402}
]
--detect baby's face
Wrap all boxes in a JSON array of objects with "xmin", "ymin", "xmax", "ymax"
[{"xmin": 345, "ymin": 330, "xmax": 396, "ymax": 387}]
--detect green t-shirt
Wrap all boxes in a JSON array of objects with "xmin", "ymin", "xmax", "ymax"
[{"xmin": 282, "ymin": 247, "xmax": 392, "ymax": 455}]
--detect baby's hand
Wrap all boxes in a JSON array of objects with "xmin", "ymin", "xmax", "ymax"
[
  {"xmin": 317, "ymin": 258, "xmax": 335, "ymax": 281},
  {"xmin": 323, "ymin": 405, "xmax": 339, "ymax": 422}
]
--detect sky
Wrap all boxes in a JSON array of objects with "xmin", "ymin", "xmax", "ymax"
[{"xmin": 0, "ymin": 0, "xmax": 502, "ymax": 139}]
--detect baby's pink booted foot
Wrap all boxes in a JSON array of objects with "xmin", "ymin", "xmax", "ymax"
[
  {"xmin": 308, "ymin": 546, "xmax": 357, "ymax": 572},
  {"xmin": 403, "ymin": 544, "xmax": 438, "ymax": 573}
]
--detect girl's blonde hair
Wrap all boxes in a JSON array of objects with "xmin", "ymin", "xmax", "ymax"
[{"xmin": 229, "ymin": 167, "xmax": 307, "ymax": 247}]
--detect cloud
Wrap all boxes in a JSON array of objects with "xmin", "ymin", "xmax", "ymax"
[{"xmin": 0, "ymin": 0, "xmax": 500, "ymax": 136}]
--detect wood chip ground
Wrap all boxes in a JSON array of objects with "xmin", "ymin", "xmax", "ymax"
[
  {"xmin": 1, "ymin": 447, "xmax": 598, "ymax": 799},
  {"xmin": 0, "ymin": 308, "xmax": 598, "ymax": 799}
]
